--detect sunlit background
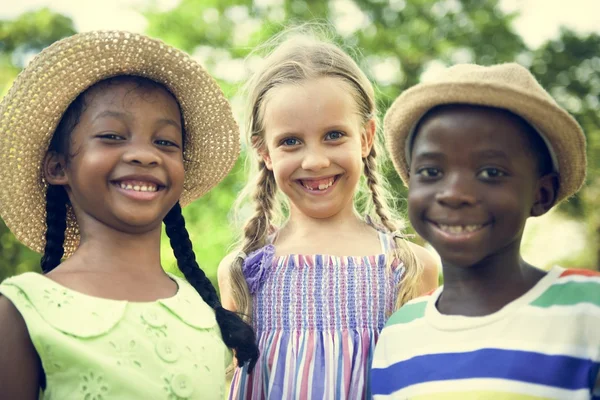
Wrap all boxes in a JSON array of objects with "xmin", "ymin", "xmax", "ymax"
[{"xmin": 1, "ymin": 0, "xmax": 599, "ymax": 288}]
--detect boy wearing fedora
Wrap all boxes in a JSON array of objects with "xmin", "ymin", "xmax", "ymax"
[{"xmin": 371, "ymin": 63, "xmax": 600, "ymax": 399}]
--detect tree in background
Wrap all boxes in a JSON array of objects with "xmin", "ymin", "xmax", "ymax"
[
  {"xmin": 0, "ymin": 0, "xmax": 598, "ymax": 287},
  {"xmin": 531, "ymin": 29, "xmax": 600, "ymax": 266}
]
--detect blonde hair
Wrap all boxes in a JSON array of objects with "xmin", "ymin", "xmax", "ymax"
[{"xmin": 229, "ymin": 26, "xmax": 423, "ymax": 321}]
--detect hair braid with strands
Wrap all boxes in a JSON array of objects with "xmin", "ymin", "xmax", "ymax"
[
  {"xmin": 227, "ymin": 26, "xmax": 424, "ymax": 321},
  {"xmin": 40, "ymin": 185, "xmax": 68, "ymax": 273},
  {"xmin": 163, "ymin": 203, "xmax": 258, "ymax": 370},
  {"xmin": 363, "ymin": 145, "xmax": 423, "ymax": 309},
  {"xmin": 229, "ymin": 161, "xmax": 277, "ymax": 321}
]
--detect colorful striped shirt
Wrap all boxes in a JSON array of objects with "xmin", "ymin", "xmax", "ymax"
[
  {"xmin": 229, "ymin": 230, "xmax": 403, "ymax": 399},
  {"xmin": 371, "ymin": 266, "xmax": 600, "ymax": 400}
]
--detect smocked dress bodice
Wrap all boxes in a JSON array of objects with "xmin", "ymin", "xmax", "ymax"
[{"xmin": 229, "ymin": 230, "xmax": 404, "ymax": 400}]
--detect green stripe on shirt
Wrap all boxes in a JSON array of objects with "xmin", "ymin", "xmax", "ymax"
[
  {"xmin": 385, "ymin": 300, "xmax": 427, "ymax": 326},
  {"xmin": 531, "ymin": 281, "xmax": 600, "ymax": 308}
]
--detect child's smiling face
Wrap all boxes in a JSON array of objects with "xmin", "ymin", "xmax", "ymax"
[
  {"xmin": 260, "ymin": 77, "xmax": 373, "ymax": 220},
  {"xmin": 407, "ymin": 104, "xmax": 556, "ymax": 268},
  {"xmin": 54, "ymin": 79, "xmax": 185, "ymax": 234}
]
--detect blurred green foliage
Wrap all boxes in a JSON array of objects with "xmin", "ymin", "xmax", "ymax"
[{"xmin": 0, "ymin": 0, "xmax": 598, "ymax": 289}]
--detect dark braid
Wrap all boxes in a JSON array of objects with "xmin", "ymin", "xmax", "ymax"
[
  {"xmin": 40, "ymin": 185, "xmax": 69, "ymax": 273},
  {"xmin": 163, "ymin": 202, "xmax": 259, "ymax": 372}
]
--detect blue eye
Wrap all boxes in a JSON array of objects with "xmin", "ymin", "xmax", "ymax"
[
  {"xmin": 416, "ymin": 167, "xmax": 442, "ymax": 178},
  {"xmin": 478, "ymin": 168, "xmax": 506, "ymax": 179},
  {"xmin": 325, "ymin": 131, "xmax": 344, "ymax": 140},
  {"xmin": 280, "ymin": 137, "xmax": 300, "ymax": 146}
]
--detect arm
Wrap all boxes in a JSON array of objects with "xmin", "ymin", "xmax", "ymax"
[
  {"xmin": 407, "ymin": 242, "xmax": 440, "ymax": 295},
  {"xmin": 0, "ymin": 296, "xmax": 41, "ymax": 399},
  {"xmin": 217, "ymin": 251, "xmax": 240, "ymax": 312}
]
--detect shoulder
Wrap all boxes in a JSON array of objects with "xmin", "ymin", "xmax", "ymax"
[
  {"xmin": 217, "ymin": 251, "xmax": 240, "ymax": 283},
  {"xmin": 0, "ymin": 294, "xmax": 30, "ymax": 339},
  {"xmin": 1, "ymin": 272, "xmax": 127, "ymax": 338},
  {"xmin": 406, "ymin": 242, "xmax": 439, "ymax": 294},
  {"xmin": 546, "ymin": 267, "xmax": 600, "ymax": 302},
  {"xmin": 406, "ymin": 242, "xmax": 437, "ymax": 270},
  {"xmin": 0, "ymin": 295, "xmax": 42, "ymax": 398},
  {"xmin": 524, "ymin": 266, "xmax": 600, "ymax": 314},
  {"xmin": 217, "ymin": 251, "xmax": 243, "ymax": 312}
]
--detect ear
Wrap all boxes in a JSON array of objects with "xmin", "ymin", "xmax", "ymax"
[
  {"xmin": 361, "ymin": 119, "xmax": 376, "ymax": 158},
  {"xmin": 43, "ymin": 151, "xmax": 69, "ymax": 185},
  {"xmin": 261, "ymin": 150, "xmax": 273, "ymax": 171},
  {"xmin": 530, "ymin": 173, "xmax": 559, "ymax": 217},
  {"xmin": 251, "ymin": 135, "xmax": 273, "ymax": 171}
]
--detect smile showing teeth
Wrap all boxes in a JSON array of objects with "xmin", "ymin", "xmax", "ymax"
[
  {"xmin": 437, "ymin": 224, "xmax": 484, "ymax": 234},
  {"xmin": 117, "ymin": 182, "xmax": 158, "ymax": 192},
  {"xmin": 301, "ymin": 176, "xmax": 336, "ymax": 191}
]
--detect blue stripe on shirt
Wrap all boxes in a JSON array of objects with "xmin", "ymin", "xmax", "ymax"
[{"xmin": 372, "ymin": 348, "xmax": 599, "ymax": 395}]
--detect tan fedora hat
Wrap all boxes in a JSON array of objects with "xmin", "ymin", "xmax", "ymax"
[
  {"xmin": 0, "ymin": 30, "xmax": 240, "ymax": 257},
  {"xmin": 384, "ymin": 62, "xmax": 586, "ymax": 203}
]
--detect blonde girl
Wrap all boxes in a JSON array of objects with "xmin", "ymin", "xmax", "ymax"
[{"xmin": 219, "ymin": 29, "xmax": 438, "ymax": 399}]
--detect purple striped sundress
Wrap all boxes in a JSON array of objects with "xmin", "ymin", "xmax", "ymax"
[{"xmin": 229, "ymin": 230, "xmax": 403, "ymax": 399}]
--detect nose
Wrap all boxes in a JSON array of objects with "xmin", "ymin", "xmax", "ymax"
[
  {"xmin": 435, "ymin": 173, "xmax": 477, "ymax": 208},
  {"xmin": 301, "ymin": 148, "xmax": 330, "ymax": 171},
  {"xmin": 122, "ymin": 142, "xmax": 161, "ymax": 167}
]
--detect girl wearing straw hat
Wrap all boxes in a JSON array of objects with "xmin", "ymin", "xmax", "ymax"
[
  {"xmin": 0, "ymin": 31, "xmax": 258, "ymax": 399},
  {"xmin": 218, "ymin": 28, "xmax": 439, "ymax": 399},
  {"xmin": 371, "ymin": 63, "xmax": 600, "ymax": 399}
]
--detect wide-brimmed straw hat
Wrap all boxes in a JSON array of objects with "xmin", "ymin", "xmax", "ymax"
[
  {"xmin": 0, "ymin": 30, "xmax": 240, "ymax": 256},
  {"xmin": 384, "ymin": 62, "xmax": 587, "ymax": 204}
]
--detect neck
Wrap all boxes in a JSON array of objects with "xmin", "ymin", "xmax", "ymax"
[
  {"xmin": 284, "ymin": 200, "xmax": 365, "ymax": 237},
  {"xmin": 61, "ymin": 219, "xmax": 165, "ymax": 278},
  {"xmin": 438, "ymin": 240, "xmax": 546, "ymax": 316}
]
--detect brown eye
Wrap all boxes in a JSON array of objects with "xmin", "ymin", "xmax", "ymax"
[
  {"xmin": 97, "ymin": 133, "xmax": 125, "ymax": 141},
  {"xmin": 155, "ymin": 139, "xmax": 180, "ymax": 148},
  {"xmin": 478, "ymin": 168, "xmax": 506, "ymax": 179},
  {"xmin": 416, "ymin": 167, "xmax": 441, "ymax": 178}
]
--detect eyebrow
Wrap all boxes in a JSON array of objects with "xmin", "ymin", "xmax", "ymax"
[
  {"xmin": 271, "ymin": 131, "xmax": 301, "ymax": 142},
  {"xmin": 92, "ymin": 110, "xmax": 181, "ymax": 130},
  {"xmin": 472, "ymin": 149, "xmax": 511, "ymax": 161},
  {"xmin": 155, "ymin": 117, "xmax": 182, "ymax": 131},
  {"xmin": 92, "ymin": 110, "xmax": 130, "ymax": 123},
  {"xmin": 412, "ymin": 151, "xmax": 445, "ymax": 161}
]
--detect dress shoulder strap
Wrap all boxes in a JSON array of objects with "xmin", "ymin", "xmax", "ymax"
[
  {"xmin": 365, "ymin": 215, "xmax": 397, "ymax": 254},
  {"xmin": 376, "ymin": 229, "xmax": 397, "ymax": 255}
]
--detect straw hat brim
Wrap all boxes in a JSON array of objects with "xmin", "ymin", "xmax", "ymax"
[
  {"xmin": 384, "ymin": 81, "xmax": 587, "ymax": 203},
  {"xmin": 0, "ymin": 31, "xmax": 240, "ymax": 257}
]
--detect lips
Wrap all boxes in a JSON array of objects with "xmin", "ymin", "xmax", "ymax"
[
  {"xmin": 111, "ymin": 175, "xmax": 166, "ymax": 200},
  {"xmin": 297, "ymin": 175, "xmax": 339, "ymax": 192},
  {"xmin": 436, "ymin": 224, "xmax": 485, "ymax": 234},
  {"xmin": 427, "ymin": 219, "xmax": 491, "ymax": 241},
  {"xmin": 116, "ymin": 180, "xmax": 159, "ymax": 192}
]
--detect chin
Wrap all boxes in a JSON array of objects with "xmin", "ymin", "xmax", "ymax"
[
  {"xmin": 438, "ymin": 253, "xmax": 488, "ymax": 269},
  {"xmin": 299, "ymin": 206, "xmax": 344, "ymax": 220},
  {"xmin": 113, "ymin": 213, "xmax": 166, "ymax": 232}
]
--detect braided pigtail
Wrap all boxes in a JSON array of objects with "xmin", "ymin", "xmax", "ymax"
[
  {"xmin": 363, "ymin": 147, "xmax": 423, "ymax": 310},
  {"xmin": 229, "ymin": 162, "xmax": 277, "ymax": 322},
  {"xmin": 40, "ymin": 185, "xmax": 69, "ymax": 273},
  {"xmin": 164, "ymin": 202, "xmax": 259, "ymax": 371}
]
